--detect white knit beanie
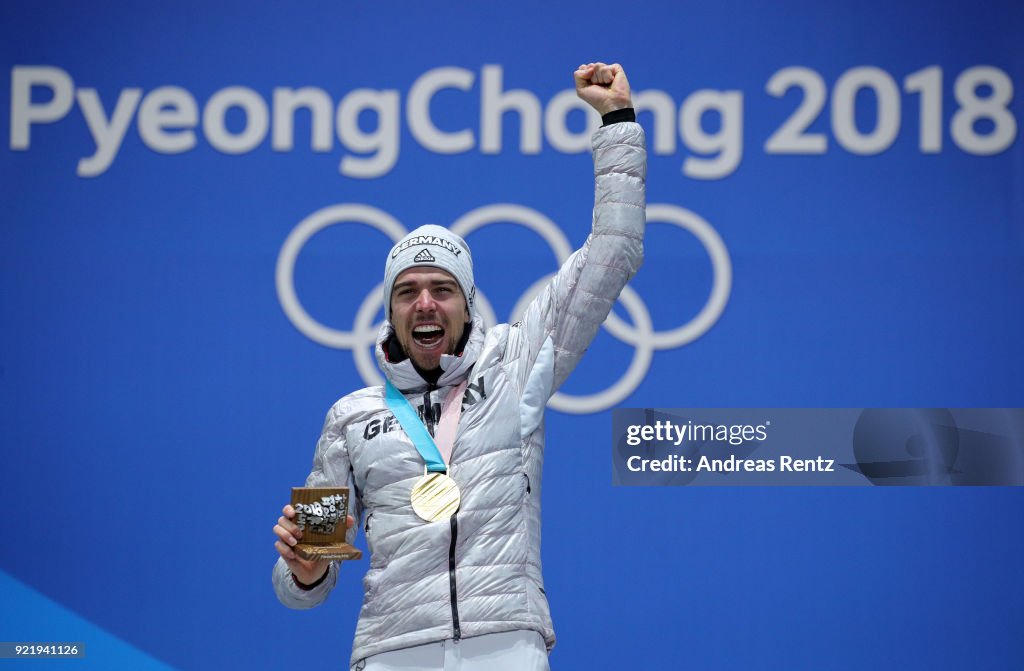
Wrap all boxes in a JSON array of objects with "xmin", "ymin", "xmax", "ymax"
[{"xmin": 383, "ymin": 225, "xmax": 475, "ymax": 322}]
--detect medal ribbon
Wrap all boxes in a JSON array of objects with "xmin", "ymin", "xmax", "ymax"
[
  {"xmin": 433, "ymin": 381, "xmax": 466, "ymax": 465},
  {"xmin": 384, "ymin": 379, "xmax": 467, "ymax": 473}
]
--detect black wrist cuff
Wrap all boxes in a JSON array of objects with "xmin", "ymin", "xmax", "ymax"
[
  {"xmin": 601, "ymin": 107, "xmax": 636, "ymax": 126},
  {"xmin": 292, "ymin": 568, "xmax": 329, "ymax": 591}
]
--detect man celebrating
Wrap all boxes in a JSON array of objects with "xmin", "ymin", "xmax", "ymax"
[{"xmin": 273, "ymin": 62, "xmax": 645, "ymax": 670}]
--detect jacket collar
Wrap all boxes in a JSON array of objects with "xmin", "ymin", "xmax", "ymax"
[{"xmin": 375, "ymin": 315, "xmax": 484, "ymax": 392}]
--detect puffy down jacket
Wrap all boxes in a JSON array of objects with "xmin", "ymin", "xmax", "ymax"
[{"xmin": 273, "ymin": 121, "xmax": 646, "ymax": 665}]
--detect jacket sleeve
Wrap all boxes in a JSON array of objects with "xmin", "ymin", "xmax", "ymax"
[
  {"xmin": 272, "ymin": 401, "xmax": 363, "ymax": 609},
  {"xmin": 507, "ymin": 121, "xmax": 646, "ymax": 412}
]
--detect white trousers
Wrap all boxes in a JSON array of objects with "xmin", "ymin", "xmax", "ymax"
[{"xmin": 353, "ymin": 630, "xmax": 550, "ymax": 671}]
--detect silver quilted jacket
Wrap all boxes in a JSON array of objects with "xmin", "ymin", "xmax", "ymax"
[{"xmin": 273, "ymin": 121, "xmax": 646, "ymax": 665}]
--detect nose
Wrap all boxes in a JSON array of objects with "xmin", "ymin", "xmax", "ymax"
[{"xmin": 413, "ymin": 288, "xmax": 436, "ymax": 312}]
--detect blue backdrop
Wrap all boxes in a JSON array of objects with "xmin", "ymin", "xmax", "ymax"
[{"xmin": 2, "ymin": 1, "xmax": 1022, "ymax": 669}]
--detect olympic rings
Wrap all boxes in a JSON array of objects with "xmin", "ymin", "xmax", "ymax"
[
  {"xmin": 276, "ymin": 204, "xmax": 406, "ymax": 349},
  {"xmin": 275, "ymin": 202, "xmax": 732, "ymax": 414}
]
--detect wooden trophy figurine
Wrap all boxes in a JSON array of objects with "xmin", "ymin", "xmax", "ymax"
[{"xmin": 290, "ymin": 487, "xmax": 363, "ymax": 561}]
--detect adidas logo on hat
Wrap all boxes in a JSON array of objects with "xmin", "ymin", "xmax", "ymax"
[{"xmin": 413, "ymin": 248, "xmax": 436, "ymax": 263}]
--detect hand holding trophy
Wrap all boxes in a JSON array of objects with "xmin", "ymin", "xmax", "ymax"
[{"xmin": 274, "ymin": 487, "xmax": 361, "ymax": 587}]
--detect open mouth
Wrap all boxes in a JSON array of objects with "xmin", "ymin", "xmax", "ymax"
[{"xmin": 412, "ymin": 324, "xmax": 445, "ymax": 348}]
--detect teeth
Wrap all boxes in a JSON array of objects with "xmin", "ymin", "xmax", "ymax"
[{"xmin": 413, "ymin": 325, "xmax": 442, "ymax": 335}]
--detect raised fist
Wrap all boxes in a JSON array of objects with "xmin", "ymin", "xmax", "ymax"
[{"xmin": 574, "ymin": 62, "xmax": 632, "ymax": 117}]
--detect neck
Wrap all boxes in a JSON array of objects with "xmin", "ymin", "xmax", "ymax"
[{"xmin": 413, "ymin": 363, "xmax": 443, "ymax": 386}]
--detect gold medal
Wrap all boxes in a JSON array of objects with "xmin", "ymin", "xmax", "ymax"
[{"xmin": 411, "ymin": 469, "xmax": 461, "ymax": 522}]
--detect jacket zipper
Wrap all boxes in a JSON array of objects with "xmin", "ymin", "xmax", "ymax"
[
  {"xmin": 422, "ymin": 386, "xmax": 436, "ymax": 436},
  {"xmin": 421, "ymin": 385, "xmax": 460, "ymax": 639},
  {"xmin": 449, "ymin": 513, "xmax": 461, "ymax": 639}
]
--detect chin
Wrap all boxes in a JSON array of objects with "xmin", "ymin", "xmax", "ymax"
[{"xmin": 411, "ymin": 352, "xmax": 443, "ymax": 371}]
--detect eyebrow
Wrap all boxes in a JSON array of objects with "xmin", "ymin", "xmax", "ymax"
[{"xmin": 393, "ymin": 277, "xmax": 459, "ymax": 291}]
